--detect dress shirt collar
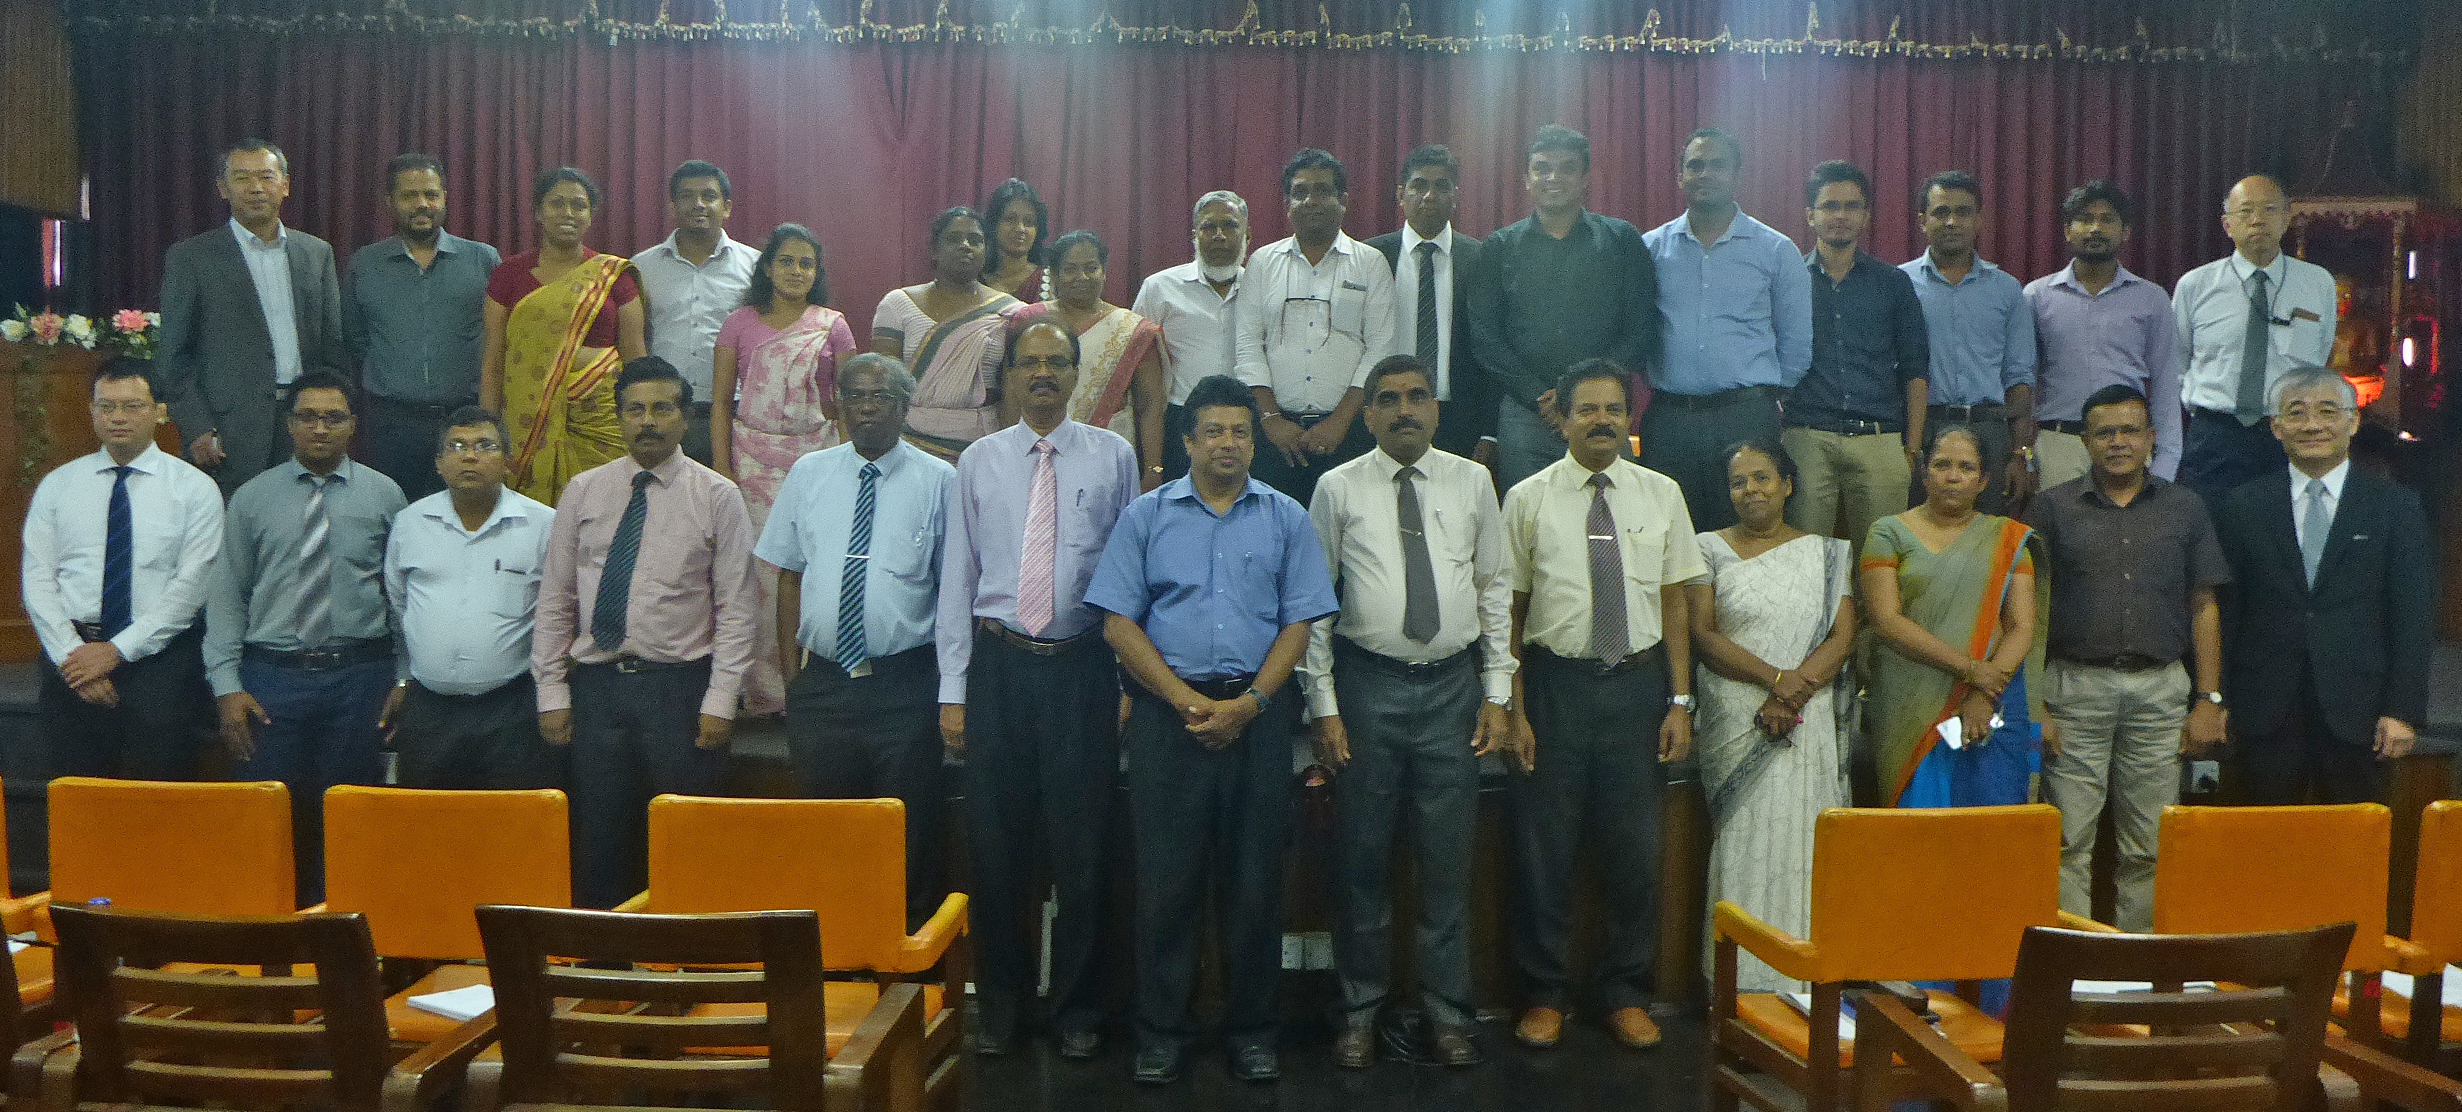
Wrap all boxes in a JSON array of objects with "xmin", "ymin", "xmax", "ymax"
[
  {"xmin": 1804, "ymin": 247, "xmax": 1888, "ymax": 281},
  {"xmin": 1368, "ymin": 446, "xmax": 1442, "ymax": 482},
  {"xmin": 1174, "ymin": 259, "xmax": 1242, "ymax": 289},
  {"xmin": 1544, "ymin": 453, "xmax": 1633, "ymax": 490},
  {"xmin": 648, "ymin": 229, "xmax": 745, "ymax": 267},
  {"xmin": 2227, "ymin": 251, "xmax": 2289, "ymax": 288},
  {"xmin": 1160, "ymin": 473, "xmax": 1269, "ymax": 513},
  {"xmin": 2290, "ymin": 458, "xmax": 2350, "ymax": 503},
  {"xmin": 1010, "ymin": 417, "xmax": 1078, "ymax": 452},
  {"xmin": 383, "ymin": 231, "xmax": 466, "ymax": 261},
  {"xmin": 1666, "ymin": 207, "xmax": 1774, "ymax": 248},
  {"xmin": 1263, "ymin": 231, "xmax": 1364, "ymax": 266},
  {"xmin": 624, "ymin": 449, "xmax": 691, "ymax": 488},
  {"xmin": 421, "ymin": 485, "xmax": 535, "ymax": 536},
  {"xmin": 229, "ymin": 216, "xmax": 287, "ymax": 250},
  {"xmin": 2045, "ymin": 260, "xmax": 2146, "ymax": 297},
  {"xmin": 91, "ymin": 443, "xmax": 171, "ymax": 477},
  {"xmin": 2075, "ymin": 471, "xmax": 2172, "ymax": 510},
  {"xmin": 1913, "ymin": 250, "xmax": 2004, "ymax": 286},
  {"xmin": 277, "ymin": 456, "xmax": 367, "ymax": 485},
  {"xmin": 847, "ymin": 439, "xmax": 925, "ymax": 480},
  {"xmin": 1400, "ymin": 223, "xmax": 1453, "ymax": 257}
]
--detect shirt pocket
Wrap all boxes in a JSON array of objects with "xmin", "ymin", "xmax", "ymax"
[
  {"xmin": 493, "ymin": 559, "xmax": 541, "ymax": 619},
  {"xmin": 876, "ymin": 518, "xmax": 936, "ymax": 586},
  {"xmin": 330, "ymin": 509, "xmax": 390, "ymax": 576},
  {"xmin": 1616, "ymin": 518, "xmax": 1668, "ymax": 592},
  {"xmin": 1427, "ymin": 505, "xmax": 1474, "ymax": 571},
  {"xmin": 2279, "ymin": 309, "xmax": 2330, "ymax": 366},
  {"xmin": 1331, "ymin": 281, "xmax": 1369, "ymax": 338}
]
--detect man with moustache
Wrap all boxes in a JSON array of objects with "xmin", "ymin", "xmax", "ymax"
[
  {"xmin": 344, "ymin": 153, "xmax": 503, "ymax": 500},
  {"xmin": 158, "ymin": 139, "xmax": 346, "ymax": 494},
  {"xmin": 23, "ymin": 358, "xmax": 223, "ymax": 779},
  {"xmin": 1134, "ymin": 191, "xmax": 1249, "ymax": 482},
  {"xmin": 2174, "ymin": 174, "xmax": 2339, "ymax": 506},
  {"xmin": 381, "ymin": 406, "xmax": 559, "ymax": 789},
  {"xmin": 1303, "ymin": 355, "xmax": 1514, "ymax": 1068},
  {"xmin": 2027, "ymin": 181, "xmax": 2182, "ymax": 490},
  {"xmin": 208, "ymin": 371, "xmax": 406, "ymax": 902},
  {"xmin": 1087, "ymin": 374, "xmax": 1337, "ymax": 1085},
  {"xmin": 1501, "ymin": 359, "xmax": 1703, "ymax": 1053},
  {"xmin": 1640, "ymin": 128, "xmax": 1813, "ymax": 530},
  {"xmin": 1367, "ymin": 146, "xmax": 1492, "ymax": 465},
  {"xmin": 1236, "ymin": 149, "xmax": 1397, "ymax": 507},
  {"xmin": 758, "ymin": 354, "xmax": 953, "ymax": 927},
  {"xmin": 939, "ymin": 320, "xmax": 1139, "ymax": 1059},
  {"xmin": 534, "ymin": 357, "xmax": 759, "ymax": 908},
  {"xmin": 1904, "ymin": 170, "xmax": 2038, "ymax": 514},
  {"xmin": 633, "ymin": 160, "xmax": 757, "ymax": 465}
]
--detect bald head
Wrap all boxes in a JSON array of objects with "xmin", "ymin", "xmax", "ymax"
[{"xmin": 2223, "ymin": 175, "xmax": 2290, "ymax": 266}]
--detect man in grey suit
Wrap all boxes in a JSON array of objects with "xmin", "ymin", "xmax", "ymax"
[
  {"xmin": 1367, "ymin": 145, "xmax": 1491, "ymax": 467},
  {"xmin": 157, "ymin": 138, "xmax": 345, "ymax": 495}
]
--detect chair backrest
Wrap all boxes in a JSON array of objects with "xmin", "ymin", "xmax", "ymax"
[
  {"xmin": 2155, "ymin": 804, "xmax": 2391, "ymax": 971},
  {"xmin": 476, "ymin": 904, "xmax": 828, "ymax": 1112},
  {"xmin": 1806, "ymin": 804, "xmax": 2062, "ymax": 982},
  {"xmin": 48, "ymin": 777, "xmax": 297, "ymax": 917},
  {"xmin": 1998, "ymin": 922, "xmax": 2355, "ymax": 1112},
  {"xmin": 50, "ymin": 903, "xmax": 391, "ymax": 1112},
  {"xmin": 644, "ymin": 795, "xmax": 909, "ymax": 970},
  {"xmin": 322, "ymin": 786, "xmax": 572, "ymax": 959},
  {"xmin": 2411, "ymin": 800, "xmax": 2462, "ymax": 964}
]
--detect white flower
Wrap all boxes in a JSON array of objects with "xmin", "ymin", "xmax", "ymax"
[
  {"xmin": 0, "ymin": 320, "xmax": 23, "ymax": 343},
  {"xmin": 64, "ymin": 316, "xmax": 96, "ymax": 348},
  {"xmin": 146, "ymin": 312, "xmax": 160, "ymax": 326}
]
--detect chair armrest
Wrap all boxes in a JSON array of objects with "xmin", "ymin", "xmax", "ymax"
[
  {"xmin": 2318, "ymin": 1063, "xmax": 2364, "ymax": 1112},
  {"xmin": 0, "ymin": 893, "xmax": 49, "ymax": 938},
  {"xmin": 1848, "ymin": 990, "xmax": 2006, "ymax": 1112},
  {"xmin": 2322, "ymin": 1034, "xmax": 2462, "ymax": 1112},
  {"xmin": 610, "ymin": 891, "xmax": 650, "ymax": 913},
  {"xmin": 889, "ymin": 892, "xmax": 968, "ymax": 975},
  {"xmin": 2385, "ymin": 936, "xmax": 2446, "ymax": 977},
  {"xmin": 9, "ymin": 1027, "xmax": 76, "ymax": 1112},
  {"xmin": 826, "ymin": 981, "xmax": 926, "ymax": 1112},
  {"xmin": 381, "ymin": 1009, "xmax": 498, "ymax": 1112},
  {"xmin": 2057, "ymin": 911, "xmax": 2123, "ymax": 933},
  {"xmin": 1712, "ymin": 900, "xmax": 1823, "ymax": 984},
  {"xmin": 297, "ymin": 903, "xmax": 328, "ymax": 914}
]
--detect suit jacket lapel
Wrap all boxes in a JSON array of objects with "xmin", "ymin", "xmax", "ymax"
[
  {"xmin": 2260, "ymin": 476, "xmax": 2311, "ymax": 594},
  {"xmin": 286, "ymin": 236, "xmax": 319, "ymax": 361},
  {"xmin": 212, "ymin": 229, "xmax": 275, "ymax": 348},
  {"xmin": 2313, "ymin": 472, "xmax": 2370, "ymax": 587}
]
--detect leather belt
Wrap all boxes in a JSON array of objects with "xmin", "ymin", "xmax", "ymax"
[
  {"xmin": 1182, "ymin": 675, "xmax": 1257, "ymax": 701},
  {"xmin": 2040, "ymin": 419, "xmax": 2089, "ymax": 435},
  {"xmin": 595, "ymin": 655, "xmax": 705, "ymax": 675},
  {"xmin": 1524, "ymin": 642, "xmax": 1664, "ymax": 677},
  {"xmin": 244, "ymin": 639, "xmax": 393, "ymax": 671},
  {"xmin": 71, "ymin": 622, "xmax": 112, "ymax": 644},
  {"xmin": 977, "ymin": 617, "xmax": 1096, "ymax": 657},
  {"xmin": 2071, "ymin": 654, "xmax": 2171, "ymax": 672},
  {"xmin": 1929, "ymin": 403, "xmax": 2005, "ymax": 422},
  {"xmin": 1333, "ymin": 636, "xmax": 1473, "ymax": 679},
  {"xmin": 1654, "ymin": 385, "xmax": 1776, "ymax": 411},
  {"xmin": 1786, "ymin": 417, "xmax": 1902, "ymax": 436}
]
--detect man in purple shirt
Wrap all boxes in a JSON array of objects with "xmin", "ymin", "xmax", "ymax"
[
  {"xmin": 937, "ymin": 320, "xmax": 1140, "ymax": 1060},
  {"xmin": 2026, "ymin": 181, "xmax": 2183, "ymax": 489}
]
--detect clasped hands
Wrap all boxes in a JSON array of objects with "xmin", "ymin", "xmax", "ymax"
[{"xmin": 1260, "ymin": 413, "xmax": 1348, "ymax": 470}]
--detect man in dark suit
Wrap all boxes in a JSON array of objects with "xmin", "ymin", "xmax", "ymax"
[
  {"xmin": 1367, "ymin": 145, "xmax": 1491, "ymax": 468},
  {"xmin": 2212, "ymin": 367, "xmax": 2429, "ymax": 805},
  {"xmin": 157, "ymin": 138, "xmax": 346, "ymax": 495}
]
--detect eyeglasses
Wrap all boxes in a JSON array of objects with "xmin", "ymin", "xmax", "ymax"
[
  {"xmin": 839, "ymin": 389, "xmax": 902, "ymax": 407},
  {"xmin": 91, "ymin": 400, "xmax": 156, "ymax": 416},
  {"xmin": 442, "ymin": 439, "xmax": 503, "ymax": 455},
  {"xmin": 1011, "ymin": 355, "xmax": 1074, "ymax": 371},
  {"xmin": 289, "ymin": 412, "xmax": 352, "ymax": 429}
]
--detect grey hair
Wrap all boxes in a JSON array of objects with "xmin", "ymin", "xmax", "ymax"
[
  {"xmin": 2272, "ymin": 367, "xmax": 2357, "ymax": 412},
  {"xmin": 837, "ymin": 353, "xmax": 916, "ymax": 406},
  {"xmin": 1193, "ymin": 190, "xmax": 1249, "ymax": 227}
]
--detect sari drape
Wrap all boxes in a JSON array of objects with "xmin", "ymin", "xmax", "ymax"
[
  {"xmin": 1003, "ymin": 301, "xmax": 1161, "ymax": 442},
  {"xmin": 505, "ymin": 254, "xmax": 631, "ymax": 505},
  {"xmin": 878, "ymin": 288, "xmax": 1018, "ymax": 462},
  {"xmin": 1862, "ymin": 514, "xmax": 2048, "ymax": 806}
]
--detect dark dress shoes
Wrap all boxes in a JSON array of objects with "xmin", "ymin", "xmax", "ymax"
[
  {"xmin": 1230, "ymin": 1043, "xmax": 1281, "ymax": 1082},
  {"xmin": 1055, "ymin": 1027, "xmax": 1102, "ymax": 1060},
  {"xmin": 1132, "ymin": 1043, "xmax": 1183, "ymax": 1085},
  {"xmin": 1429, "ymin": 1024, "xmax": 1483, "ymax": 1067},
  {"xmin": 1331, "ymin": 1024, "xmax": 1375, "ymax": 1069}
]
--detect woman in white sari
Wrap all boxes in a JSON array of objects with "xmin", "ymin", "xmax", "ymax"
[{"xmin": 999, "ymin": 230, "xmax": 1166, "ymax": 489}]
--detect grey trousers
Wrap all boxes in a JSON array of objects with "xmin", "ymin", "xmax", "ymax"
[{"xmin": 2039, "ymin": 659, "xmax": 2189, "ymax": 932}]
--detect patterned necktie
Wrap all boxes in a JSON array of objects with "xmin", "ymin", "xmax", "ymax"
[
  {"xmin": 2300, "ymin": 477, "xmax": 2331, "ymax": 587},
  {"xmin": 1016, "ymin": 439, "xmax": 1059, "ymax": 637},
  {"xmin": 836, "ymin": 462, "xmax": 880, "ymax": 674},
  {"xmin": 592, "ymin": 469, "xmax": 654, "ymax": 651},
  {"xmin": 1397, "ymin": 465, "xmax": 1439, "ymax": 643},
  {"xmin": 1413, "ymin": 241, "xmax": 1441, "ymax": 374},
  {"xmin": 298, "ymin": 473, "xmax": 333, "ymax": 649},
  {"xmin": 100, "ymin": 465, "xmax": 134, "ymax": 639},
  {"xmin": 1586, "ymin": 472, "xmax": 1629, "ymax": 667},
  {"xmin": 2235, "ymin": 269, "xmax": 2273, "ymax": 425}
]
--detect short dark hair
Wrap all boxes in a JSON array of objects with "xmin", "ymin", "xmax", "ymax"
[
  {"xmin": 614, "ymin": 356, "xmax": 694, "ymax": 409},
  {"xmin": 436, "ymin": 405, "xmax": 511, "ymax": 456},
  {"xmin": 91, "ymin": 356, "xmax": 156, "ymax": 402},
  {"xmin": 1362, "ymin": 354, "xmax": 1433, "ymax": 400},
  {"xmin": 220, "ymin": 138, "xmax": 287, "ymax": 180},
  {"xmin": 1399, "ymin": 144, "xmax": 1460, "ymax": 186},
  {"xmin": 981, "ymin": 178, "xmax": 1050, "ymax": 271},
  {"xmin": 1004, "ymin": 314, "xmax": 1082, "ymax": 371},
  {"xmin": 1721, "ymin": 437, "xmax": 1798, "ymax": 486},
  {"xmin": 2081, "ymin": 383, "xmax": 2151, "ymax": 425},
  {"xmin": 1917, "ymin": 169, "xmax": 1983, "ymax": 216},
  {"xmin": 1281, "ymin": 148, "xmax": 1348, "ymax": 199},
  {"xmin": 1182, "ymin": 374, "xmax": 1261, "ymax": 439},
  {"xmin": 532, "ymin": 166, "xmax": 600, "ymax": 211},
  {"xmin": 1554, "ymin": 358, "xmax": 1629, "ymax": 417},
  {"xmin": 1046, "ymin": 229, "xmax": 1107, "ymax": 273},
  {"xmin": 928, "ymin": 206, "xmax": 986, "ymax": 262},
  {"xmin": 1805, "ymin": 160, "xmax": 1872, "ymax": 209},
  {"xmin": 1924, "ymin": 422, "xmax": 1985, "ymax": 461},
  {"xmin": 383, "ymin": 153, "xmax": 444, "ymax": 195},
  {"xmin": 2060, "ymin": 179, "xmax": 2136, "ymax": 229},
  {"xmin": 1527, "ymin": 124, "xmax": 1590, "ymax": 171},
  {"xmin": 668, "ymin": 159, "xmax": 730, "ymax": 201},
  {"xmin": 744, "ymin": 223, "xmax": 829, "ymax": 310},
  {"xmin": 1684, "ymin": 127, "xmax": 1743, "ymax": 169},
  {"xmin": 288, "ymin": 369, "xmax": 357, "ymax": 414}
]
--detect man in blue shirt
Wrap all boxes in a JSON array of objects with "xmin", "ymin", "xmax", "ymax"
[
  {"xmin": 1903, "ymin": 170, "xmax": 2039, "ymax": 515},
  {"xmin": 1086, "ymin": 374, "xmax": 1338, "ymax": 1086},
  {"xmin": 1641, "ymin": 128, "xmax": 1814, "ymax": 531},
  {"xmin": 343, "ymin": 153, "xmax": 501, "ymax": 501}
]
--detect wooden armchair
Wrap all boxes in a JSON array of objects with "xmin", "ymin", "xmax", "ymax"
[{"xmin": 2384, "ymin": 799, "xmax": 2461, "ymax": 1069}]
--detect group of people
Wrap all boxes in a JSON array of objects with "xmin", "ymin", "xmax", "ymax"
[{"xmin": 19, "ymin": 121, "xmax": 2432, "ymax": 1081}]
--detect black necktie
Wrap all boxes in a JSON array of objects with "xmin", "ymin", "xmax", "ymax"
[
  {"xmin": 593, "ymin": 469, "xmax": 655, "ymax": 651},
  {"xmin": 1397, "ymin": 466, "xmax": 1438, "ymax": 643},
  {"xmin": 1414, "ymin": 241, "xmax": 1441, "ymax": 384},
  {"xmin": 101, "ymin": 465, "xmax": 133, "ymax": 638}
]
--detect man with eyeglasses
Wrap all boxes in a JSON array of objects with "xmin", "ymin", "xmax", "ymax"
[
  {"xmin": 535, "ymin": 357, "xmax": 760, "ymax": 907},
  {"xmin": 380, "ymin": 405, "xmax": 559, "ymax": 789},
  {"xmin": 2173, "ymin": 174, "xmax": 2338, "ymax": 507},
  {"xmin": 207, "ymin": 370, "xmax": 408, "ymax": 903}
]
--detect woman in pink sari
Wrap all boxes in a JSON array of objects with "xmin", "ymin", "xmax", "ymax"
[{"xmin": 713, "ymin": 223, "xmax": 854, "ymax": 716}]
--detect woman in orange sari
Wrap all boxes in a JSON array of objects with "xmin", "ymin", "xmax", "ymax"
[
  {"xmin": 480, "ymin": 167, "xmax": 646, "ymax": 505},
  {"xmin": 1002, "ymin": 230, "xmax": 1166, "ymax": 489}
]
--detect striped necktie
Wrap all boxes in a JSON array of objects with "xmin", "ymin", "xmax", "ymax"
[
  {"xmin": 1016, "ymin": 440, "xmax": 1059, "ymax": 636},
  {"xmin": 298, "ymin": 473, "xmax": 333, "ymax": 649},
  {"xmin": 591, "ymin": 470, "xmax": 654, "ymax": 651},
  {"xmin": 836, "ymin": 462, "xmax": 880, "ymax": 674},
  {"xmin": 1586, "ymin": 472, "xmax": 1629, "ymax": 667}
]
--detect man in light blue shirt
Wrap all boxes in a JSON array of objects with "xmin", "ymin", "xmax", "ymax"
[
  {"xmin": 756, "ymin": 353, "xmax": 952, "ymax": 925},
  {"xmin": 1903, "ymin": 170, "xmax": 2039, "ymax": 514},
  {"xmin": 633, "ymin": 160, "xmax": 757, "ymax": 465},
  {"xmin": 1640, "ymin": 128, "xmax": 1813, "ymax": 530}
]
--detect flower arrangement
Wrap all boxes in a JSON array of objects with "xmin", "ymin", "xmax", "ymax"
[{"xmin": 1, "ymin": 304, "xmax": 160, "ymax": 360}]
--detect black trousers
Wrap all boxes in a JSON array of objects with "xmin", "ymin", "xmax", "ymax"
[
  {"xmin": 2180, "ymin": 407, "xmax": 2289, "ymax": 510},
  {"xmin": 1127, "ymin": 682, "xmax": 1299, "ymax": 1053},
  {"xmin": 1640, "ymin": 389, "xmax": 1781, "ymax": 531},
  {"xmin": 1510, "ymin": 647, "xmax": 1668, "ymax": 1012},
  {"xmin": 394, "ymin": 674, "xmax": 563, "ymax": 790},
  {"xmin": 569, "ymin": 658, "xmax": 726, "ymax": 909},
  {"xmin": 363, "ymin": 393, "xmax": 464, "ymax": 503},
  {"xmin": 2238, "ymin": 671, "xmax": 2389, "ymax": 805},
  {"xmin": 41, "ymin": 626, "xmax": 211, "ymax": 780},
  {"xmin": 1163, "ymin": 404, "xmax": 1191, "ymax": 481},
  {"xmin": 1330, "ymin": 645, "xmax": 1480, "ymax": 1028},
  {"xmin": 1249, "ymin": 410, "xmax": 1372, "ymax": 509},
  {"xmin": 785, "ymin": 645, "xmax": 945, "ymax": 929},
  {"xmin": 963, "ymin": 630, "xmax": 1119, "ymax": 1034}
]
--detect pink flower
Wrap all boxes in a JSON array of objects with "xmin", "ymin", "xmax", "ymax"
[
  {"xmin": 112, "ymin": 309, "xmax": 149, "ymax": 333},
  {"xmin": 28, "ymin": 311, "xmax": 63, "ymax": 345}
]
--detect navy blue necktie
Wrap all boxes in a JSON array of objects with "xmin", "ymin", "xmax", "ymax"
[
  {"xmin": 593, "ymin": 470, "xmax": 655, "ymax": 651},
  {"xmin": 100, "ymin": 465, "xmax": 134, "ymax": 639}
]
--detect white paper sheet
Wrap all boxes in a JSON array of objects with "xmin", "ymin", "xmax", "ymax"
[
  {"xmin": 406, "ymin": 983, "xmax": 495, "ymax": 1022},
  {"xmin": 1779, "ymin": 992, "xmax": 1857, "ymax": 1041}
]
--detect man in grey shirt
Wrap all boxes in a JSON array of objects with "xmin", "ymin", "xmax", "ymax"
[
  {"xmin": 344, "ymin": 153, "xmax": 502, "ymax": 500},
  {"xmin": 207, "ymin": 371, "xmax": 406, "ymax": 903}
]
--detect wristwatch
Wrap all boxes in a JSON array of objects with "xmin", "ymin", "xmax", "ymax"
[
  {"xmin": 1669, "ymin": 694, "xmax": 1696, "ymax": 711},
  {"xmin": 1485, "ymin": 695, "xmax": 1513, "ymax": 709},
  {"xmin": 2016, "ymin": 445, "xmax": 2039, "ymax": 473},
  {"xmin": 1247, "ymin": 688, "xmax": 1270, "ymax": 712},
  {"xmin": 2193, "ymin": 690, "xmax": 2225, "ymax": 707}
]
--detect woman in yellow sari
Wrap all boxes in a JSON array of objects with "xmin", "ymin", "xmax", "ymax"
[
  {"xmin": 480, "ymin": 167, "xmax": 646, "ymax": 505},
  {"xmin": 871, "ymin": 206, "xmax": 1018, "ymax": 462}
]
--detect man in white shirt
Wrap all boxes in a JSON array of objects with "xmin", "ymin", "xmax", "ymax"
[
  {"xmin": 2173, "ymin": 174, "xmax": 2338, "ymax": 507},
  {"xmin": 381, "ymin": 405, "xmax": 559, "ymax": 789},
  {"xmin": 1133, "ymin": 191, "xmax": 1249, "ymax": 483},
  {"xmin": 1365, "ymin": 146, "xmax": 1492, "ymax": 467},
  {"xmin": 22, "ymin": 359, "xmax": 223, "ymax": 779},
  {"xmin": 632, "ymin": 159, "xmax": 757, "ymax": 466},
  {"xmin": 1236, "ymin": 149, "xmax": 1398, "ymax": 507},
  {"xmin": 1303, "ymin": 355, "xmax": 1513, "ymax": 1069}
]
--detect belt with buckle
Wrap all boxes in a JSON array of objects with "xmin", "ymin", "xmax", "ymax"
[
  {"xmin": 1333, "ymin": 636, "xmax": 1473, "ymax": 679},
  {"xmin": 71, "ymin": 622, "xmax": 112, "ymax": 644},
  {"xmin": 244, "ymin": 639, "xmax": 393, "ymax": 671},
  {"xmin": 2077, "ymin": 654, "xmax": 2169, "ymax": 672},
  {"xmin": 1181, "ymin": 674, "xmax": 1258, "ymax": 701},
  {"xmin": 978, "ymin": 617, "xmax": 1095, "ymax": 657},
  {"xmin": 1786, "ymin": 417, "xmax": 1903, "ymax": 437},
  {"xmin": 601, "ymin": 655, "xmax": 705, "ymax": 675},
  {"xmin": 1525, "ymin": 643, "xmax": 1663, "ymax": 676},
  {"xmin": 2041, "ymin": 419, "xmax": 2089, "ymax": 435},
  {"xmin": 1654, "ymin": 385, "xmax": 1776, "ymax": 411},
  {"xmin": 1929, "ymin": 403, "xmax": 2006, "ymax": 422}
]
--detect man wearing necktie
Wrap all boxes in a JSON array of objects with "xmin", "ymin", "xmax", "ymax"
[
  {"xmin": 207, "ymin": 371, "xmax": 406, "ymax": 903},
  {"xmin": 23, "ymin": 359, "xmax": 223, "ymax": 779},
  {"xmin": 936, "ymin": 321, "xmax": 1139, "ymax": 1059},
  {"xmin": 1366, "ymin": 146, "xmax": 1493, "ymax": 468},
  {"xmin": 1301, "ymin": 355, "xmax": 1515, "ymax": 1069},
  {"xmin": 755, "ymin": 354, "xmax": 953, "ymax": 926},
  {"xmin": 1498, "ymin": 359, "xmax": 1705, "ymax": 1053},
  {"xmin": 2211, "ymin": 368, "xmax": 2429, "ymax": 805},
  {"xmin": 533, "ymin": 358, "xmax": 759, "ymax": 908},
  {"xmin": 2171, "ymin": 175, "xmax": 2339, "ymax": 507}
]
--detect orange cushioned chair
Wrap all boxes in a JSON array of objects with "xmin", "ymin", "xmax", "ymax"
[
  {"xmin": 619, "ymin": 795, "xmax": 967, "ymax": 1112},
  {"xmin": 0, "ymin": 780, "xmax": 58, "ymax": 1028},
  {"xmin": 321, "ymin": 786, "xmax": 572, "ymax": 1048},
  {"xmin": 1711, "ymin": 803, "xmax": 2071, "ymax": 1112},
  {"xmin": 39, "ymin": 777, "xmax": 298, "ymax": 940},
  {"xmin": 2387, "ymin": 799, "xmax": 2462, "ymax": 1067}
]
